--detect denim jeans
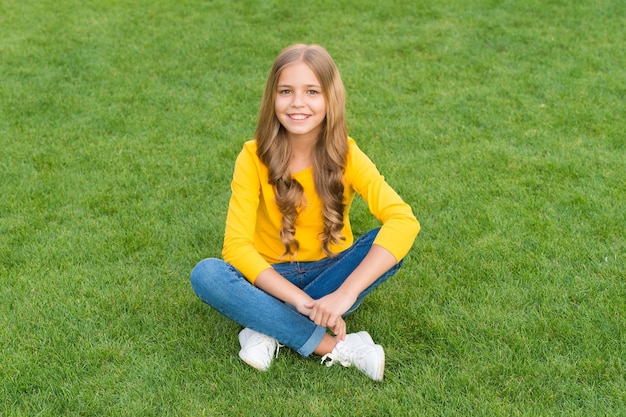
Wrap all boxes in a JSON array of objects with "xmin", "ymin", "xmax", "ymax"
[{"xmin": 190, "ymin": 228, "xmax": 403, "ymax": 357}]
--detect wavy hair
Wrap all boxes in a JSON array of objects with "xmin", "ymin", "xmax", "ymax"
[{"xmin": 255, "ymin": 44, "xmax": 348, "ymax": 259}]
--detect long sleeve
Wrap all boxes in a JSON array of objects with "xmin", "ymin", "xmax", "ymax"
[
  {"xmin": 222, "ymin": 144, "xmax": 271, "ymax": 283},
  {"xmin": 221, "ymin": 139, "xmax": 420, "ymax": 283},
  {"xmin": 344, "ymin": 139, "xmax": 420, "ymax": 261}
]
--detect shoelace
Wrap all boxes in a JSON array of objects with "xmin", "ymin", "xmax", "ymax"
[
  {"xmin": 274, "ymin": 343, "xmax": 283, "ymax": 358},
  {"xmin": 320, "ymin": 352, "xmax": 335, "ymax": 367},
  {"xmin": 321, "ymin": 344, "xmax": 368, "ymax": 367}
]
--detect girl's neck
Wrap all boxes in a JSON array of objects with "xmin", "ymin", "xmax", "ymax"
[{"xmin": 289, "ymin": 135, "xmax": 316, "ymax": 174}]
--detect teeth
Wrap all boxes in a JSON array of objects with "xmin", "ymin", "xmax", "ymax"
[{"xmin": 290, "ymin": 114, "xmax": 308, "ymax": 120}]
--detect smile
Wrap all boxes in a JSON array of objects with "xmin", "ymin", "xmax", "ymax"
[{"xmin": 288, "ymin": 114, "xmax": 310, "ymax": 120}]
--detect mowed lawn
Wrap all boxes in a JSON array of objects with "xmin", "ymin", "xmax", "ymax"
[{"xmin": 1, "ymin": 0, "xmax": 624, "ymax": 416}]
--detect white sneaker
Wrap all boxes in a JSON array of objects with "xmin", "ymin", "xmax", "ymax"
[
  {"xmin": 321, "ymin": 331, "xmax": 385, "ymax": 381},
  {"xmin": 238, "ymin": 328, "xmax": 281, "ymax": 371}
]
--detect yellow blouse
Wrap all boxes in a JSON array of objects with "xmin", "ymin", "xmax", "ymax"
[{"xmin": 222, "ymin": 138, "xmax": 420, "ymax": 283}]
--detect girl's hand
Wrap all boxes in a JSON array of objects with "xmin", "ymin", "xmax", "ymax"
[
  {"xmin": 296, "ymin": 294, "xmax": 346, "ymax": 339},
  {"xmin": 328, "ymin": 316, "xmax": 347, "ymax": 341},
  {"xmin": 294, "ymin": 294, "xmax": 315, "ymax": 317},
  {"xmin": 305, "ymin": 289, "xmax": 356, "ymax": 341}
]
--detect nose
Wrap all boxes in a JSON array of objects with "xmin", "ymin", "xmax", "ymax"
[{"xmin": 290, "ymin": 92, "xmax": 304, "ymax": 107}]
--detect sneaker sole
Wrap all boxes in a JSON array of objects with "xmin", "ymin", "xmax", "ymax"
[
  {"xmin": 238, "ymin": 351, "xmax": 269, "ymax": 371},
  {"xmin": 371, "ymin": 344, "xmax": 385, "ymax": 381},
  {"xmin": 354, "ymin": 331, "xmax": 384, "ymax": 380}
]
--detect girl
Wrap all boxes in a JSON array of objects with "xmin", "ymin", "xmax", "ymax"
[{"xmin": 190, "ymin": 44, "xmax": 420, "ymax": 381}]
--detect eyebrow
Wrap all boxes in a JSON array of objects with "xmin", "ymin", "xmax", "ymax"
[{"xmin": 276, "ymin": 84, "xmax": 321, "ymax": 88}]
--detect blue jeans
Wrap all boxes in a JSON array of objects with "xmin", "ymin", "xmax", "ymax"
[{"xmin": 190, "ymin": 228, "xmax": 403, "ymax": 357}]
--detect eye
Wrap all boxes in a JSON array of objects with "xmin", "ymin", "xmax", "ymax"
[
  {"xmin": 278, "ymin": 89, "xmax": 291, "ymax": 95},
  {"xmin": 307, "ymin": 90, "xmax": 320, "ymax": 95}
]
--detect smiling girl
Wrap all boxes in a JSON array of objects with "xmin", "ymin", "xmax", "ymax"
[{"xmin": 190, "ymin": 44, "xmax": 420, "ymax": 381}]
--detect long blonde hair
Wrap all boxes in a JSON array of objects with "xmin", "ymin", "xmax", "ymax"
[{"xmin": 255, "ymin": 44, "xmax": 348, "ymax": 258}]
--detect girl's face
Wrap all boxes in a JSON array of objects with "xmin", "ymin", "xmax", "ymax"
[{"xmin": 274, "ymin": 62, "xmax": 326, "ymax": 143}]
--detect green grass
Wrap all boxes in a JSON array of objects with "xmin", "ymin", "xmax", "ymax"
[{"xmin": 1, "ymin": 0, "xmax": 624, "ymax": 415}]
